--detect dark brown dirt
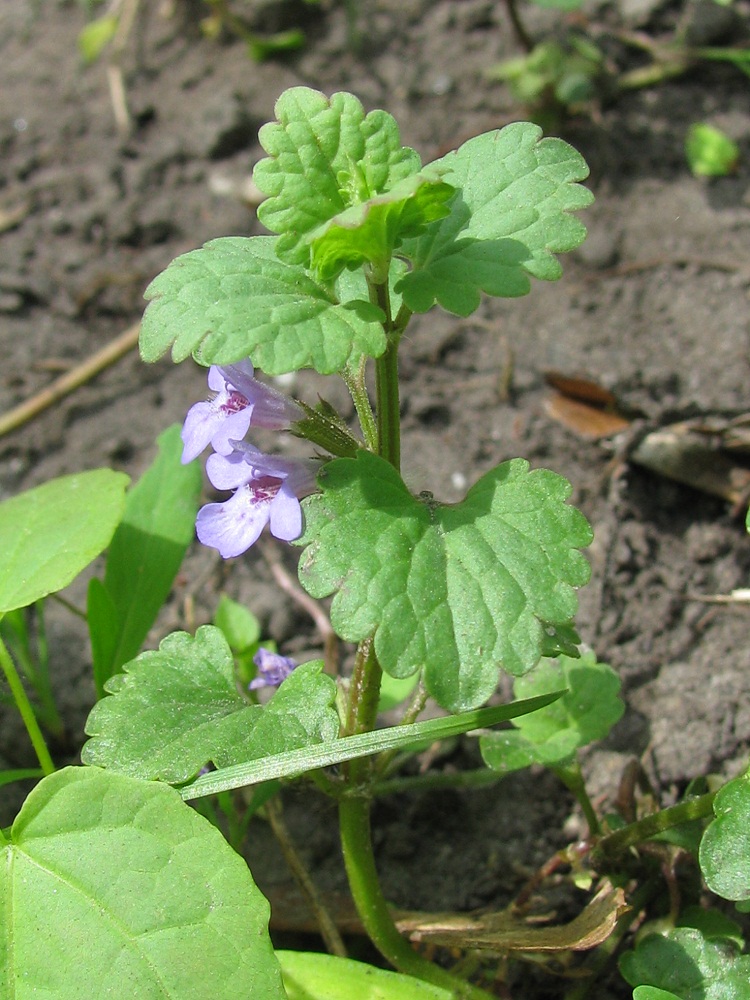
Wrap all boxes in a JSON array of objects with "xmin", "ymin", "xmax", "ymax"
[{"xmin": 2, "ymin": 2, "xmax": 750, "ymax": 996}]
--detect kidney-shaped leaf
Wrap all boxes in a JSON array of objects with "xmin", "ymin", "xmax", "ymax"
[
  {"xmin": 140, "ymin": 235, "xmax": 386, "ymax": 374},
  {"xmin": 298, "ymin": 451, "xmax": 591, "ymax": 712},
  {"xmin": 82, "ymin": 625, "xmax": 338, "ymax": 783},
  {"xmin": 620, "ymin": 928, "xmax": 750, "ymax": 1000},
  {"xmin": 0, "ymin": 767, "xmax": 285, "ymax": 1000},
  {"xmin": 481, "ymin": 652, "xmax": 623, "ymax": 774},
  {"xmin": 397, "ymin": 123, "xmax": 593, "ymax": 316},
  {"xmin": 0, "ymin": 469, "xmax": 129, "ymax": 613},
  {"xmin": 700, "ymin": 773, "xmax": 750, "ymax": 902}
]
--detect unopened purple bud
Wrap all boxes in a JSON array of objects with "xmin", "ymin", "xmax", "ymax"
[{"xmin": 249, "ymin": 648, "xmax": 297, "ymax": 690}]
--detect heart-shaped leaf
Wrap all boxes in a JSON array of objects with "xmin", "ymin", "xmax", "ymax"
[
  {"xmin": 0, "ymin": 767, "xmax": 285, "ymax": 999},
  {"xmin": 298, "ymin": 451, "xmax": 591, "ymax": 712},
  {"xmin": 620, "ymin": 928, "xmax": 750, "ymax": 1000},
  {"xmin": 481, "ymin": 652, "xmax": 623, "ymax": 773},
  {"xmin": 699, "ymin": 773, "xmax": 750, "ymax": 902}
]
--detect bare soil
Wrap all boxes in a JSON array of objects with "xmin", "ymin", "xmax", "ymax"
[{"xmin": 2, "ymin": 2, "xmax": 750, "ymax": 996}]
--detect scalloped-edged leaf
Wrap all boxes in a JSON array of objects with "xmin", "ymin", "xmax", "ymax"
[
  {"xmin": 0, "ymin": 767, "xmax": 285, "ymax": 1000},
  {"xmin": 0, "ymin": 469, "xmax": 129, "ymax": 613},
  {"xmin": 278, "ymin": 951, "xmax": 452, "ymax": 1000},
  {"xmin": 396, "ymin": 123, "xmax": 593, "ymax": 316},
  {"xmin": 140, "ymin": 236, "xmax": 386, "ymax": 374},
  {"xmin": 254, "ymin": 87, "xmax": 422, "ymax": 265},
  {"xmin": 620, "ymin": 928, "xmax": 750, "ymax": 1000},
  {"xmin": 298, "ymin": 451, "xmax": 591, "ymax": 712},
  {"xmin": 310, "ymin": 173, "xmax": 455, "ymax": 281},
  {"xmin": 81, "ymin": 626, "xmax": 338, "ymax": 783},
  {"xmin": 699, "ymin": 774, "xmax": 750, "ymax": 902},
  {"xmin": 480, "ymin": 652, "xmax": 623, "ymax": 774}
]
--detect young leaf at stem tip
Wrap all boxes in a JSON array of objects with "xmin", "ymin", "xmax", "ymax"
[{"xmin": 253, "ymin": 87, "xmax": 424, "ymax": 267}]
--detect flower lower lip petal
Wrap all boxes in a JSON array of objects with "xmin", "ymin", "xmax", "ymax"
[{"xmin": 196, "ymin": 486, "xmax": 273, "ymax": 558}]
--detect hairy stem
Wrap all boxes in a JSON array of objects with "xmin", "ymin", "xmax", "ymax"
[
  {"xmin": 339, "ymin": 267, "xmax": 494, "ymax": 996},
  {"xmin": 368, "ymin": 272, "xmax": 401, "ymax": 471},
  {"xmin": 0, "ymin": 630, "xmax": 55, "ymax": 776}
]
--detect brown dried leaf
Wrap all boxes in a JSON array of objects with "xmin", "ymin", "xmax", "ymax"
[
  {"xmin": 544, "ymin": 392, "xmax": 631, "ymax": 439},
  {"xmin": 399, "ymin": 881, "xmax": 628, "ymax": 954},
  {"xmin": 630, "ymin": 422, "xmax": 750, "ymax": 505}
]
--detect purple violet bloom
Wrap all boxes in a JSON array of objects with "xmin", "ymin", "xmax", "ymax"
[
  {"xmin": 181, "ymin": 361, "xmax": 303, "ymax": 463},
  {"xmin": 249, "ymin": 647, "xmax": 297, "ymax": 690},
  {"xmin": 195, "ymin": 443, "xmax": 319, "ymax": 557}
]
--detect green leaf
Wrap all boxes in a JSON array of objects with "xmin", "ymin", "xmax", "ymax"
[
  {"xmin": 378, "ymin": 671, "xmax": 421, "ymax": 713},
  {"xmin": 396, "ymin": 123, "xmax": 593, "ymax": 315},
  {"xmin": 699, "ymin": 774, "xmax": 750, "ymax": 901},
  {"xmin": 633, "ymin": 989, "xmax": 681, "ymax": 1000},
  {"xmin": 0, "ymin": 768, "xmax": 44, "ymax": 789},
  {"xmin": 678, "ymin": 906, "xmax": 745, "ymax": 949},
  {"xmin": 88, "ymin": 425, "xmax": 202, "ymax": 695},
  {"xmin": 298, "ymin": 451, "xmax": 591, "ymax": 712},
  {"xmin": 480, "ymin": 652, "xmax": 623, "ymax": 774},
  {"xmin": 0, "ymin": 767, "xmax": 285, "ymax": 999},
  {"xmin": 254, "ymin": 87, "xmax": 422, "ymax": 266},
  {"xmin": 0, "ymin": 469, "xmax": 129, "ymax": 613},
  {"xmin": 179, "ymin": 691, "xmax": 564, "ymax": 800},
  {"xmin": 78, "ymin": 14, "xmax": 118, "ymax": 63},
  {"xmin": 213, "ymin": 596, "xmax": 269, "ymax": 688},
  {"xmin": 279, "ymin": 951, "xmax": 452, "ymax": 1000},
  {"xmin": 214, "ymin": 594, "xmax": 261, "ymax": 651},
  {"xmin": 528, "ymin": 0, "xmax": 585, "ymax": 9},
  {"xmin": 140, "ymin": 235, "xmax": 386, "ymax": 374},
  {"xmin": 620, "ymin": 928, "xmax": 750, "ymax": 1000},
  {"xmin": 685, "ymin": 123, "xmax": 739, "ymax": 178},
  {"xmin": 81, "ymin": 626, "xmax": 338, "ymax": 782},
  {"xmin": 310, "ymin": 173, "xmax": 455, "ymax": 281}
]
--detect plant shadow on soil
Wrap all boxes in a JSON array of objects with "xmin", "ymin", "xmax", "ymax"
[{"xmin": 1, "ymin": 1, "xmax": 750, "ymax": 996}]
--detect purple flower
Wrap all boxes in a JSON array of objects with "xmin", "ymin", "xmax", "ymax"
[
  {"xmin": 181, "ymin": 361, "xmax": 303, "ymax": 463},
  {"xmin": 249, "ymin": 647, "xmax": 297, "ymax": 690},
  {"xmin": 195, "ymin": 443, "xmax": 319, "ymax": 557}
]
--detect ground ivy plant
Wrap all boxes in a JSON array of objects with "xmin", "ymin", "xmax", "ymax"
[{"xmin": 2, "ymin": 86, "xmax": 749, "ymax": 1000}]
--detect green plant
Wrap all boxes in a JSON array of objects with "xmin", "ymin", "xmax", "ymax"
[{"xmin": 2, "ymin": 86, "xmax": 749, "ymax": 1000}]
